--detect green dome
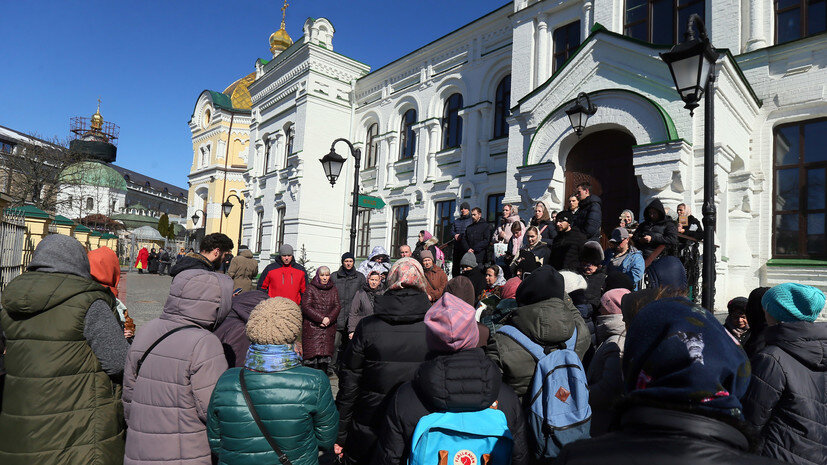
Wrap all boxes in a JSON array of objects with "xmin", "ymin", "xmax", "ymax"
[{"xmin": 61, "ymin": 161, "xmax": 128, "ymax": 192}]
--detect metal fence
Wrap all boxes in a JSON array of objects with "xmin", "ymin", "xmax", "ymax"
[{"xmin": 0, "ymin": 211, "xmax": 27, "ymax": 299}]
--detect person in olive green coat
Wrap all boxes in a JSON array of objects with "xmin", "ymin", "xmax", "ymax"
[
  {"xmin": 0, "ymin": 235, "xmax": 129, "ymax": 465},
  {"xmin": 208, "ymin": 296, "xmax": 339, "ymax": 465}
]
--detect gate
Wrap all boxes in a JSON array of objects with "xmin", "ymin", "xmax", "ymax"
[{"xmin": 0, "ymin": 211, "xmax": 27, "ymax": 299}]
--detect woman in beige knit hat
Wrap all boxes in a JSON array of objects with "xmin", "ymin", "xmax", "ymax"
[{"xmin": 207, "ymin": 297, "xmax": 338, "ymax": 465}]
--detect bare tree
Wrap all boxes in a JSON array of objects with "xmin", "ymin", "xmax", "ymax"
[{"xmin": 0, "ymin": 133, "xmax": 89, "ymax": 213}]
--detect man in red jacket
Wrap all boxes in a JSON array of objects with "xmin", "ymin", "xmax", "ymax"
[{"xmin": 260, "ymin": 244, "xmax": 306, "ymax": 304}]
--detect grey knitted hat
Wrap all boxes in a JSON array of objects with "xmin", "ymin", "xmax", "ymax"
[
  {"xmin": 246, "ymin": 297, "xmax": 303, "ymax": 345},
  {"xmin": 460, "ymin": 252, "xmax": 477, "ymax": 268}
]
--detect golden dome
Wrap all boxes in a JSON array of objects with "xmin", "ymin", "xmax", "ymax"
[
  {"xmin": 270, "ymin": 27, "xmax": 293, "ymax": 54},
  {"xmin": 222, "ymin": 71, "xmax": 256, "ymax": 110},
  {"xmin": 91, "ymin": 100, "xmax": 103, "ymax": 130}
]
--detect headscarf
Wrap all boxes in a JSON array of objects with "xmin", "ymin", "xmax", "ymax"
[
  {"xmin": 444, "ymin": 276, "xmax": 476, "ymax": 306},
  {"xmin": 421, "ymin": 230, "xmax": 433, "ymax": 241},
  {"xmin": 385, "ymin": 257, "xmax": 427, "ymax": 292},
  {"xmin": 501, "ymin": 277, "xmax": 521, "ymax": 300},
  {"xmin": 88, "ymin": 246, "xmax": 121, "ymax": 297}
]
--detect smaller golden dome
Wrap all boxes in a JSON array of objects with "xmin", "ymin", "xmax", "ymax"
[
  {"xmin": 91, "ymin": 99, "xmax": 103, "ymax": 130},
  {"xmin": 270, "ymin": 28, "xmax": 293, "ymax": 54}
]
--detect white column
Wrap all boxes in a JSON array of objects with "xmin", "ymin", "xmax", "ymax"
[
  {"xmin": 536, "ymin": 15, "xmax": 549, "ymax": 84},
  {"xmin": 746, "ymin": 0, "xmax": 768, "ymax": 51},
  {"xmin": 582, "ymin": 1, "xmax": 593, "ymax": 39},
  {"xmin": 426, "ymin": 121, "xmax": 440, "ymax": 181}
]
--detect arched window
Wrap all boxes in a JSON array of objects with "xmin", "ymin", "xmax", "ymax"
[
  {"xmin": 365, "ymin": 123, "xmax": 379, "ymax": 169},
  {"xmin": 442, "ymin": 93, "xmax": 464, "ymax": 150},
  {"xmin": 262, "ymin": 136, "xmax": 271, "ymax": 173},
  {"xmin": 493, "ymin": 76, "xmax": 511, "ymax": 139},
  {"xmin": 624, "ymin": 0, "xmax": 705, "ymax": 44},
  {"xmin": 86, "ymin": 197, "xmax": 94, "ymax": 211},
  {"xmin": 284, "ymin": 125, "xmax": 295, "ymax": 168},
  {"xmin": 399, "ymin": 109, "xmax": 417, "ymax": 159}
]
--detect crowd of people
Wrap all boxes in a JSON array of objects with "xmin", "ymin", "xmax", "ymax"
[{"xmin": 0, "ymin": 214, "xmax": 825, "ymax": 465}]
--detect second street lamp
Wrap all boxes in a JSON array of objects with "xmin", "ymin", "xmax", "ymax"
[
  {"xmin": 191, "ymin": 209, "xmax": 206, "ymax": 227},
  {"xmin": 320, "ymin": 138, "xmax": 361, "ymax": 255},
  {"xmin": 565, "ymin": 92, "xmax": 597, "ymax": 136},
  {"xmin": 661, "ymin": 13, "xmax": 719, "ymax": 311},
  {"xmin": 222, "ymin": 193, "xmax": 245, "ymax": 254}
]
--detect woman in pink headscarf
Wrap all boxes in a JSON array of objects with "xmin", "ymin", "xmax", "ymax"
[{"xmin": 413, "ymin": 230, "xmax": 443, "ymax": 265}]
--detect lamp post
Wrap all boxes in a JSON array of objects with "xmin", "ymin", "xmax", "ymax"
[
  {"xmin": 221, "ymin": 194, "xmax": 245, "ymax": 254},
  {"xmin": 565, "ymin": 92, "xmax": 597, "ymax": 136},
  {"xmin": 190, "ymin": 209, "xmax": 206, "ymax": 227},
  {"xmin": 320, "ymin": 138, "xmax": 361, "ymax": 255},
  {"xmin": 661, "ymin": 14, "xmax": 720, "ymax": 311}
]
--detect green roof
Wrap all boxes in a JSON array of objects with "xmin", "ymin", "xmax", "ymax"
[
  {"xmin": 101, "ymin": 233, "xmax": 117, "ymax": 239},
  {"xmin": 5, "ymin": 205, "xmax": 50, "ymax": 219},
  {"xmin": 53, "ymin": 215, "xmax": 75, "ymax": 226},
  {"xmin": 74, "ymin": 224, "xmax": 92, "ymax": 232},
  {"xmin": 61, "ymin": 161, "xmax": 128, "ymax": 192},
  {"xmin": 90, "ymin": 231, "xmax": 103, "ymax": 237}
]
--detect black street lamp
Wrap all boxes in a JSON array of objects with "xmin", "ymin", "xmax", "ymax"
[
  {"xmin": 191, "ymin": 209, "xmax": 206, "ymax": 227},
  {"xmin": 565, "ymin": 92, "xmax": 597, "ymax": 136},
  {"xmin": 661, "ymin": 14, "xmax": 719, "ymax": 311},
  {"xmin": 222, "ymin": 193, "xmax": 245, "ymax": 253},
  {"xmin": 320, "ymin": 138, "xmax": 361, "ymax": 255}
]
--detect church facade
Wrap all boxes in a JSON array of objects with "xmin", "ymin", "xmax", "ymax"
[{"xmin": 187, "ymin": 0, "xmax": 827, "ymax": 308}]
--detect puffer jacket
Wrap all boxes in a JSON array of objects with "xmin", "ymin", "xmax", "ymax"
[
  {"xmin": 556, "ymin": 403, "xmax": 786, "ymax": 465},
  {"xmin": 213, "ymin": 290, "xmax": 269, "ymax": 367},
  {"xmin": 123, "ymin": 269, "xmax": 234, "ymax": 465},
  {"xmin": 332, "ymin": 266, "xmax": 366, "ymax": 330},
  {"xmin": 227, "ymin": 249, "xmax": 258, "ymax": 292},
  {"xmin": 347, "ymin": 282, "xmax": 379, "ymax": 334},
  {"xmin": 336, "ymin": 288, "xmax": 432, "ymax": 465},
  {"xmin": 484, "ymin": 295, "xmax": 590, "ymax": 397},
  {"xmin": 301, "ymin": 275, "xmax": 341, "ymax": 359},
  {"xmin": 587, "ymin": 314, "xmax": 626, "ymax": 436},
  {"xmin": 742, "ymin": 321, "xmax": 827, "ymax": 465},
  {"xmin": 170, "ymin": 252, "xmax": 216, "ymax": 276},
  {"xmin": 207, "ymin": 364, "xmax": 338, "ymax": 465},
  {"xmin": 357, "ymin": 246, "xmax": 392, "ymax": 278},
  {"xmin": 632, "ymin": 199, "xmax": 678, "ymax": 258},
  {"xmin": 574, "ymin": 194, "xmax": 602, "ymax": 242},
  {"xmin": 261, "ymin": 262, "xmax": 306, "ymax": 304},
  {"xmin": 256, "ymin": 259, "xmax": 306, "ymax": 290},
  {"xmin": 373, "ymin": 349, "xmax": 529, "ymax": 465},
  {"xmin": 450, "ymin": 213, "xmax": 473, "ymax": 240}
]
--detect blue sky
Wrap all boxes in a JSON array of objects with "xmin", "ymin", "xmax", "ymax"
[{"xmin": 0, "ymin": 0, "xmax": 509, "ymax": 188}]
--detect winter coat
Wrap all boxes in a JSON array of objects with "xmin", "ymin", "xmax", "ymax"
[
  {"xmin": 332, "ymin": 266, "xmax": 366, "ymax": 330},
  {"xmin": 358, "ymin": 246, "xmax": 393, "ymax": 278},
  {"xmin": 550, "ymin": 228, "xmax": 587, "ymax": 271},
  {"xmin": 604, "ymin": 246, "xmax": 645, "ymax": 289},
  {"xmin": 373, "ymin": 349, "xmax": 529, "ymax": 465},
  {"xmin": 460, "ymin": 266, "xmax": 487, "ymax": 301},
  {"xmin": 484, "ymin": 295, "xmax": 590, "ymax": 397},
  {"xmin": 123, "ymin": 269, "xmax": 233, "ymax": 465},
  {"xmin": 256, "ymin": 260, "xmax": 306, "ymax": 290},
  {"xmin": 461, "ymin": 219, "xmax": 492, "ymax": 266},
  {"xmin": 633, "ymin": 199, "xmax": 679, "ymax": 258},
  {"xmin": 529, "ymin": 217, "xmax": 557, "ymax": 246},
  {"xmin": 742, "ymin": 321, "xmax": 827, "ymax": 465},
  {"xmin": 495, "ymin": 213, "xmax": 524, "ymax": 243},
  {"xmin": 171, "ymin": 252, "xmax": 216, "ymax": 276},
  {"xmin": 227, "ymin": 249, "xmax": 258, "ymax": 292},
  {"xmin": 422, "ymin": 265, "xmax": 448, "ymax": 302},
  {"xmin": 555, "ymin": 403, "xmax": 786, "ymax": 465},
  {"xmin": 450, "ymin": 213, "xmax": 473, "ymax": 242},
  {"xmin": 523, "ymin": 240, "xmax": 551, "ymax": 266},
  {"xmin": 135, "ymin": 247, "xmax": 149, "ymax": 269},
  {"xmin": 336, "ymin": 288, "xmax": 432, "ymax": 465},
  {"xmin": 574, "ymin": 194, "xmax": 602, "ymax": 242},
  {"xmin": 148, "ymin": 251, "xmax": 159, "ymax": 273},
  {"xmin": 261, "ymin": 262, "xmax": 306, "ymax": 304},
  {"xmin": 412, "ymin": 237, "xmax": 439, "ymax": 263},
  {"xmin": 347, "ymin": 283, "xmax": 379, "ymax": 334},
  {"xmin": 587, "ymin": 314, "xmax": 626, "ymax": 436},
  {"xmin": 0, "ymin": 272, "xmax": 124, "ymax": 465},
  {"xmin": 213, "ymin": 290, "xmax": 269, "ymax": 367},
  {"xmin": 679, "ymin": 214, "xmax": 704, "ymax": 242},
  {"xmin": 301, "ymin": 275, "xmax": 341, "ymax": 359},
  {"xmin": 207, "ymin": 365, "xmax": 338, "ymax": 465}
]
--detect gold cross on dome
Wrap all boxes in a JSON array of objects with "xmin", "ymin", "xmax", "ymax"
[
  {"xmin": 97, "ymin": 97, "xmax": 101, "ymax": 111},
  {"xmin": 281, "ymin": 0, "xmax": 289, "ymax": 27}
]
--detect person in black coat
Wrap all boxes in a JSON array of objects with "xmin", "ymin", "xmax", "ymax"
[
  {"xmin": 373, "ymin": 293, "xmax": 528, "ymax": 465},
  {"xmin": 147, "ymin": 248, "xmax": 159, "ymax": 274},
  {"xmin": 556, "ymin": 297, "xmax": 785, "ymax": 465},
  {"xmin": 336, "ymin": 258, "xmax": 432, "ymax": 465},
  {"xmin": 633, "ymin": 199, "xmax": 678, "ymax": 259},
  {"xmin": 573, "ymin": 182, "xmax": 602, "ymax": 242},
  {"xmin": 550, "ymin": 210, "xmax": 586, "ymax": 271},
  {"xmin": 676, "ymin": 203, "xmax": 704, "ymax": 241},
  {"xmin": 458, "ymin": 252, "xmax": 486, "ymax": 301},
  {"xmin": 461, "ymin": 207, "xmax": 492, "ymax": 267},
  {"xmin": 450, "ymin": 202, "xmax": 473, "ymax": 277},
  {"xmin": 742, "ymin": 287, "xmax": 771, "ymax": 358},
  {"xmin": 741, "ymin": 283, "xmax": 827, "ymax": 465}
]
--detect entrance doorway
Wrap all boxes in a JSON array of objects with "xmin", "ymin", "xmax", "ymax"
[{"xmin": 564, "ymin": 129, "xmax": 639, "ymax": 246}]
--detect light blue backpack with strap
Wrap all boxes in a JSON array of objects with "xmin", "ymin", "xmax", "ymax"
[
  {"xmin": 408, "ymin": 406, "xmax": 513, "ymax": 465},
  {"xmin": 497, "ymin": 325, "xmax": 591, "ymax": 458}
]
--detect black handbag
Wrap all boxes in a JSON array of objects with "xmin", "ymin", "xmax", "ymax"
[{"xmin": 238, "ymin": 369, "xmax": 293, "ymax": 465}]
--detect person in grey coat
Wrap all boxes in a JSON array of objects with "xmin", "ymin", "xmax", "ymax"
[
  {"xmin": 122, "ymin": 269, "xmax": 233, "ymax": 465},
  {"xmin": 347, "ymin": 271, "xmax": 383, "ymax": 337}
]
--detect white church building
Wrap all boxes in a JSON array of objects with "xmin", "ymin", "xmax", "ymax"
[{"xmin": 188, "ymin": 0, "xmax": 827, "ymax": 309}]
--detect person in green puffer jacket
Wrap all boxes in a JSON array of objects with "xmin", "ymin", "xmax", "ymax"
[
  {"xmin": 484, "ymin": 265, "xmax": 591, "ymax": 398},
  {"xmin": 0, "ymin": 235, "xmax": 129, "ymax": 465},
  {"xmin": 208, "ymin": 296, "xmax": 339, "ymax": 465}
]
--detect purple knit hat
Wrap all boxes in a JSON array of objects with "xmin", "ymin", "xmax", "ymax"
[{"xmin": 425, "ymin": 293, "xmax": 480, "ymax": 353}]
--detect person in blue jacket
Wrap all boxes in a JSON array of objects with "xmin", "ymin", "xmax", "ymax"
[{"xmin": 603, "ymin": 227, "xmax": 644, "ymax": 289}]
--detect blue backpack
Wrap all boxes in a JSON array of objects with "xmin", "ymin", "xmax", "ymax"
[
  {"xmin": 408, "ymin": 406, "xmax": 513, "ymax": 465},
  {"xmin": 497, "ymin": 325, "xmax": 591, "ymax": 458}
]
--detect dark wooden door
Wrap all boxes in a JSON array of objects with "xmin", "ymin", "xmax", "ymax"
[{"xmin": 565, "ymin": 130, "xmax": 640, "ymax": 247}]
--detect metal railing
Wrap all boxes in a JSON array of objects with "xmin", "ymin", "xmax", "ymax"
[{"xmin": 0, "ymin": 211, "xmax": 26, "ymax": 299}]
